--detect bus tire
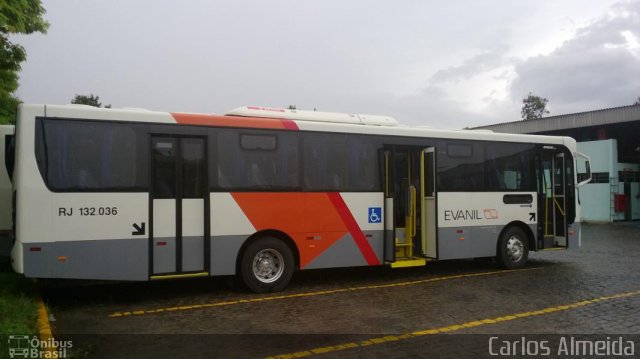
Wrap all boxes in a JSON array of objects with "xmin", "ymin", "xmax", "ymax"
[
  {"xmin": 497, "ymin": 226, "xmax": 529, "ymax": 269},
  {"xmin": 240, "ymin": 237, "xmax": 294, "ymax": 293}
]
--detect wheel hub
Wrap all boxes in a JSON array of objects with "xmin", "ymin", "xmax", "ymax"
[
  {"xmin": 252, "ymin": 249, "xmax": 284, "ymax": 283},
  {"xmin": 506, "ymin": 236, "xmax": 524, "ymax": 262}
]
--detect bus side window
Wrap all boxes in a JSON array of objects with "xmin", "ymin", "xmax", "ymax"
[
  {"xmin": 348, "ymin": 136, "xmax": 379, "ymax": 191},
  {"xmin": 217, "ymin": 131, "xmax": 300, "ymax": 191},
  {"xmin": 216, "ymin": 131, "xmax": 243, "ymax": 189},
  {"xmin": 304, "ymin": 133, "xmax": 351, "ymax": 191},
  {"xmin": 326, "ymin": 144, "xmax": 347, "ymax": 190},
  {"xmin": 484, "ymin": 142, "xmax": 536, "ymax": 191},
  {"xmin": 37, "ymin": 120, "xmax": 139, "ymax": 192},
  {"xmin": 5, "ymin": 134, "xmax": 15, "ymax": 181}
]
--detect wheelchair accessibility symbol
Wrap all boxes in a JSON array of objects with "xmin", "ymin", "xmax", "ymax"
[{"xmin": 368, "ymin": 207, "xmax": 382, "ymax": 223}]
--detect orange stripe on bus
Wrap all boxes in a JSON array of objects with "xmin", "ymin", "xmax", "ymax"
[
  {"xmin": 171, "ymin": 113, "xmax": 298, "ymax": 130},
  {"xmin": 231, "ymin": 193, "xmax": 348, "ymax": 268}
]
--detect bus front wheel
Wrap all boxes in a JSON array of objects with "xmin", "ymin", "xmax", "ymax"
[
  {"xmin": 497, "ymin": 227, "xmax": 529, "ymax": 269},
  {"xmin": 240, "ymin": 237, "xmax": 294, "ymax": 293}
]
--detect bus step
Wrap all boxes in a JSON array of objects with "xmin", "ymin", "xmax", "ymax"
[
  {"xmin": 390, "ymin": 258, "xmax": 427, "ymax": 268},
  {"xmin": 150, "ymin": 272, "xmax": 209, "ymax": 280},
  {"xmin": 542, "ymin": 246, "xmax": 566, "ymax": 251},
  {"xmin": 395, "ymin": 243, "xmax": 412, "ymax": 247}
]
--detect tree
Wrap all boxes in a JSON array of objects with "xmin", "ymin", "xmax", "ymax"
[
  {"xmin": 521, "ymin": 92, "xmax": 549, "ymax": 120},
  {"xmin": 71, "ymin": 94, "xmax": 111, "ymax": 108},
  {"xmin": 0, "ymin": 0, "xmax": 49, "ymax": 124},
  {"xmin": 633, "ymin": 97, "xmax": 640, "ymax": 106}
]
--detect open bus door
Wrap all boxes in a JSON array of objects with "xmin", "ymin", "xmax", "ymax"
[
  {"xmin": 383, "ymin": 145, "xmax": 435, "ymax": 267},
  {"xmin": 540, "ymin": 147, "xmax": 567, "ymax": 249},
  {"xmin": 421, "ymin": 147, "xmax": 437, "ymax": 259}
]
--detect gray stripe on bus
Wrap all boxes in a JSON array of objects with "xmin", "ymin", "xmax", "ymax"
[
  {"xmin": 210, "ymin": 235, "xmax": 245, "ymax": 276},
  {"xmin": 23, "ymin": 238, "xmax": 149, "ymax": 281},
  {"xmin": 21, "ymin": 222, "xmax": 571, "ymax": 281},
  {"xmin": 306, "ymin": 233, "xmax": 369, "ymax": 270},
  {"xmin": 152, "ymin": 237, "xmax": 176, "ymax": 274},
  {"xmin": 437, "ymin": 224, "xmax": 537, "ymax": 260}
]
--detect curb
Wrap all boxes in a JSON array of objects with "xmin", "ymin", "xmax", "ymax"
[
  {"xmin": 36, "ymin": 296, "xmax": 53, "ymax": 338},
  {"xmin": 34, "ymin": 280, "xmax": 57, "ymax": 352}
]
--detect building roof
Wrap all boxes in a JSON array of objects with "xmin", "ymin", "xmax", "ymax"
[{"xmin": 473, "ymin": 105, "xmax": 640, "ymax": 134}]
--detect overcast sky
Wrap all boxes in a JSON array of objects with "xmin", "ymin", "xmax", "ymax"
[{"xmin": 12, "ymin": 0, "xmax": 640, "ymax": 128}]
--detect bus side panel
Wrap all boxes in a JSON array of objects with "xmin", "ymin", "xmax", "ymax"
[
  {"xmin": 568, "ymin": 221, "xmax": 581, "ymax": 248},
  {"xmin": 210, "ymin": 193, "xmax": 257, "ymax": 275},
  {"xmin": 23, "ymin": 239, "xmax": 148, "ymax": 280},
  {"xmin": 210, "ymin": 192, "xmax": 383, "ymax": 275},
  {"xmin": 22, "ymin": 193, "xmax": 149, "ymax": 280},
  {"xmin": 12, "ymin": 105, "xmax": 47, "ymax": 274},
  {"xmin": 304, "ymin": 230, "xmax": 382, "ymax": 269},
  {"xmin": 436, "ymin": 192, "xmax": 537, "ymax": 260}
]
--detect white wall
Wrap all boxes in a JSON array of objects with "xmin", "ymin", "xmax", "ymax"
[
  {"xmin": 577, "ymin": 140, "xmax": 616, "ymax": 222},
  {"xmin": 577, "ymin": 139, "xmax": 616, "ymax": 173},
  {"xmin": 576, "ymin": 139, "xmax": 640, "ymax": 222},
  {"xmin": 579, "ymin": 184, "xmax": 611, "ymax": 222}
]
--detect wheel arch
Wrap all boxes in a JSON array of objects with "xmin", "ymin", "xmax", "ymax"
[
  {"xmin": 497, "ymin": 221, "xmax": 535, "ymax": 254},
  {"xmin": 236, "ymin": 229, "xmax": 300, "ymax": 274}
]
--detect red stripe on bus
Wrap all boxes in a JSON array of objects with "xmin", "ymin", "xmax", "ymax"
[
  {"xmin": 171, "ymin": 113, "xmax": 298, "ymax": 130},
  {"xmin": 247, "ymin": 106, "xmax": 285, "ymax": 112},
  {"xmin": 326, "ymin": 193, "xmax": 381, "ymax": 266},
  {"xmin": 281, "ymin": 120, "xmax": 299, "ymax": 130}
]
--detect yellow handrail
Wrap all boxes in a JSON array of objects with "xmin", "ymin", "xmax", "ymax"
[
  {"xmin": 411, "ymin": 186, "xmax": 417, "ymax": 237},
  {"xmin": 544, "ymin": 195, "xmax": 549, "ymax": 236}
]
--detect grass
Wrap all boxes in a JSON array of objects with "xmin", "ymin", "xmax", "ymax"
[{"xmin": 0, "ymin": 257, "xmax": 38, "ymax": 335}]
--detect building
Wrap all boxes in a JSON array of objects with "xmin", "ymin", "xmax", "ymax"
[{"xmin": 474, "ymin": 105, "xmax": 640, "ymax": 222}]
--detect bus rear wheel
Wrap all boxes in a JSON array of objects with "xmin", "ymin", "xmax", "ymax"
[
  {"xmin": 240, "ymin": 237, "xmax": 294, "ymax": 293},
  {"xmin": 497, "ymin": 226, "xmax": 529, "ymax": 269}
]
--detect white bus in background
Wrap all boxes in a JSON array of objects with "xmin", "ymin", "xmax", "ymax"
[
  {"xmin": 10, "ymin": 104, "xmax": 591, "ymax": 292},
  {"xmin": 1, "ymin": 125, "xmax": 15, "ymax": 256}
]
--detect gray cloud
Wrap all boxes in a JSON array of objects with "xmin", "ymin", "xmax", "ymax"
[
  {"xmin": 509, "ymin": 0, "xmax": 640, "ymax": 114},
  {"xmin": 429, "ymin": 45, "xmax": 514, "ymax": 83},
  {"xmin": 12, "ymin": 0, "xmax": 636, "ymax": 128}
]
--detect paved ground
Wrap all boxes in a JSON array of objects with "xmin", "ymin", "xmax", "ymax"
[{"xmin": 40, "ymin": 223, "xmax": 640, "ymax": 358}]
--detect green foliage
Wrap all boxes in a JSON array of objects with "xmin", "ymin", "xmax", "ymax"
[
  {"xmin": 521, "ymin": 92, "xmax": 549, "ymax": 120},
  {"xmin": 0, "ymin": 0, "xmax": 49, "ymax": 124},
  {"xmin": 0, "ymin": 0, "xmax": 49, "ymax": 34},
  {"xmin": 71, "ymin": 94, "xmax": 111, "ymax": 108},
  {"xmin": 0, "ymin": 258, "xmax": 38, "ymax": 335}
]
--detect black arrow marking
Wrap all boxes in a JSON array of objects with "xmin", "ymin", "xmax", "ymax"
[
  {"xmin": 529, "ymin": 213, "xmax": 536, "ymax": 222},
  {"xmin": 132, "ymin": 222, "xmax": 146, "ymax": 236}
]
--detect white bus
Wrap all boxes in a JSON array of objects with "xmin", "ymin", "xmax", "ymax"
[
  {"xmin": 10, "ymin": 104, "xmax": 590, "ymax": 292},
  {"xmin": 1, "ymin": 125, "xmax": 15, "ymax": 256}
]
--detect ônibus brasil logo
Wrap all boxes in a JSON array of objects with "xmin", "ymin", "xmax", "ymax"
[{"xmin": 7, "ymin": 335, "xmax": 72, "ymax": 359}]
